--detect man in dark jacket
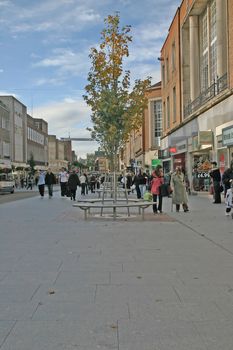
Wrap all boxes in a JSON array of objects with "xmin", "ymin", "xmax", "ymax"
[
  {"xmin": 45, "ymin": 169, "xmax": 56, "ymax": 198},
  {"xmin": 222, "ymin": 162, "xmax": 233, "ymax": 196},
  {"xmin": 68, "ymin": 170, "xmax": 80, "ymax": 201},
  {"xmin": 209, "ymin": 162, "xmax": 222, "ymax": 203}
]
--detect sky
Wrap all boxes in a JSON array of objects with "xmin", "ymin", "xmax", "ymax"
[{"xmin": 0, "ymin": 0, "xmax": 180, "ymax": 158}]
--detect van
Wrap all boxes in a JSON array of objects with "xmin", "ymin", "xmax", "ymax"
[{"xmin": 0, "ymin": 173, "xmax": 15, "ymax": 194}]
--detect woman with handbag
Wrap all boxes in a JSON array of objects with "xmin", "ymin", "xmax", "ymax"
[
  {"xmin": 171, "ymin": 167, "xmax": 189, "ymax": 212},
  {"xmin": 150, "ymin": 166, "xmax": 164, "ymax": 214}
]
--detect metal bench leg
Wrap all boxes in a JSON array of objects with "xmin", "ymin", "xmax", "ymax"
[{"xmin": 113, "ymin": 207, "xmax": 116, "ymax": 220}]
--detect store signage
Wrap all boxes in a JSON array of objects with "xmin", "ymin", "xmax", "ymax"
[
  {"xmin": 198, "ymin": 131, "xmax": 213, "ymax": 145},
  {"xmin": 197, "ymin": 172, "xmax": 210, "ymax": 178},
  {"xmin": 222, "ymin": 126, "xmax": 233, "ymax": 146},
  {"xmin": 169, "ymin": 147, "xmax": 177, "ymax": 153},
  {"xmin": 151, "ymin": 159, "xmax": 162, "ymax": 167}
]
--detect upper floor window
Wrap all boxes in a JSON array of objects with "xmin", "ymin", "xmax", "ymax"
[
  {"xmin": 167, "ymin": 96, "xmax": 170, "ymax": 129},
  {"xmin": 173, "ymin": 87, "xmax": 176, "ymax": 123},
  {"xmin": 162, "ymin": 65, "xmax": 165, "ymax": 86},
  {"xmin": 200, "ymin": 0, "xmax": 217, "ymax": 89},
  {"xmin": 172, "ymin": 42, "xmax": 176, "ymax": 71},
  {"xmin": 151, "ymin": 100, "xmax": 162, "ymax": 147},
  {"xmin": 166, "ymin": 57, "xmax": 169, "ymax": 83}
]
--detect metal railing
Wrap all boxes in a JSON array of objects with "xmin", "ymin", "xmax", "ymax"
[{"xmin": 184, "ymin": 73, "xmax": 228, "ymax": 118}]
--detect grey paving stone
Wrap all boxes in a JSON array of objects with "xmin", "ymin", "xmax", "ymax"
[
  {"xmin": 0, "ymin": 302, "xmax": 36, "ymax": 321},
  {"xmin": 0, "ymin": 320, "xmax": 118, "ymax": 350},
  {"xmin": 193, "ymin": 319, "xmax": 233, "ymax": 350},
  {"xmin": 54, "ymin": 271, "xmax": 110, "ymax": 286},
  {"xmin": 32, "ymin": 300, "xmax": 129, "ymax": 322},
  {"xmin": 0, "ymin": 321, "xmax": 16, "ymax": 347},
  {"xmin": 95, "ymin": 284, "xmax": 179, "ymax": 304},
  {"xmin": 118, "ymin": 319, "xmax": 207, "ymax": 350},
  {"xmin": 32, "ymin": 284, "xmax": 96, "ymax": 304},
  {"xmin": 0, "ymin": 282, "xmax": 41, "ymax": 303}
]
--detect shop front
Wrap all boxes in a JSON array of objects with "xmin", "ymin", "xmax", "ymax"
[
  {"xmin": 222, "ymin": 125, "xmax": 233, "ymax": 167},
  {"xmin": 190, "ymin": 131, "xmax": 213, "ymax": 192}
]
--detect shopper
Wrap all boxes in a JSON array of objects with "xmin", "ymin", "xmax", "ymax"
[
  {"xmin": 68, "ymin": 170, "xmax": 80, "ymax": 201},
  {"xmin": 45, "ymin": 168, "xmax": 56, "ymax": 198},
  {"xmin": 37, "ymin": 170, "xmax": 46, "ymax": 198},
  {"xmin": 222, "ymin": 162, "xmax": 233, "ymax": 196},
  {"xmin": 209, "ymin": 161, "xmax": 222, "ymax": 203},
  {"xmin": 59, "ymin": 167, "xmax": 69, "ymax": 197},
  {"xmin": 171, "ymin": 166, "xmax": 189, "ymax": 212},
  {"xmin": 79, "ymin": 173, "xmax": 87, "ymax": 196},
  {"xmin": 150, "ymin": 166, "xmax": 164, "ymax": 214}
]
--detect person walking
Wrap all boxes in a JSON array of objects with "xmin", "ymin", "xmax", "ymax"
[
  {"xmin": 90, "ymin": 174, "xmax": 96, "ymax": 193},
  {"xmin": 225, "ymin": 180, "xmax": 233, "ymax": 216},
  {"xmin": 150, "ymin": 166, "xmax": 164, "ymax": 214},
  {"xmin": 222, "ymin": 162, "xmax": 233, "ymax": 197},
  {"xmin": 37, "ymin": 170, "xmax": 46, "ymax": 198},
  {"xmin": 138, "ymin": 169, "xmax": 147, "ymax": 199},
  {"xmin": 79, "ymin": 173, "xmax": 87, "ymax": 196},
  {"xmin": 171, "ymin": 166, "xmax": 189, "ymax": 212},
  {"xmin": 26, "ymin": 175, "xmax": 33, "ymax": 190},
  {"xmin": 59, "ymin": 167, "xmax": 68, "ymax": 197},
  {"xmin": 68, "ymin": 170, "xmax": 80, "ymax": 201},
  {"xmin": 209, "ymin": 161, "xmax": 222, "ymax": 203},
  {"xmin": 45, "ymin": 168, "xmax": 56, "ymax": 198}
]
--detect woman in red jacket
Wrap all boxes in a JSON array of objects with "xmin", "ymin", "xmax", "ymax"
[{"xmin": 150, "ymin": 166, "xmax": 164, "ymax": 214}]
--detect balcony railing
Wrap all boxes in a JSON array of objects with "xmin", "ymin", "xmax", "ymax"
[{"xmin": 184, "ymin": 73, "xmax": 228, "ymax": 118}]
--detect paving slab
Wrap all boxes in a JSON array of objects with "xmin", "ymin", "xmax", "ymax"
[{"xmin": 0, "ymin": 192, "xmax": 233, "ymax": 349}]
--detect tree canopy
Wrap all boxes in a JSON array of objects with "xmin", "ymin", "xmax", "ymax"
[{"xmin": 83, "ymin": 13, "xmax": 151, "ymax": 170}]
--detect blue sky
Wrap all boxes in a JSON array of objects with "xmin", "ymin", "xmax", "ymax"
[{"xmin": 0, "ymin": 0, "xmax": 180, "ymax": 158}]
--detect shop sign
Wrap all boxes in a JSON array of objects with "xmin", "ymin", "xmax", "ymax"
[
  {"xmin": 151, "ymin": 159, "xmax": 162, "ymax": 167},
  {"xmin": 198, "ymin": 131, "xmax": 213, "ymax": 145},
  {"xmin": 169, "ymin": 147, "xmax": 177, "ymax": 153},
  {"xmin": 197, "ymin": 172, "xmax": 210, "ymax": 178},
  {"xmin": 222, "ymin": 126, "xmax": 233, "ymax": 146}
]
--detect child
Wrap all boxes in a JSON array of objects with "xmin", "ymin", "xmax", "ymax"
[{"xmin": 225, "ymin": 180, "xmax": 233, "ymax": 217}]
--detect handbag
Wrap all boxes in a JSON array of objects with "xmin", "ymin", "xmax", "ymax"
[
  {"xmin": 219, "ymin": 184, "xmax": 224, "ymax": 193},
  {"xmin": 159, "ymin": 183, "xmax": 171, "ymax": 197},
  {"xmin": 143, "ymin": 191, "xmax": 152, "ymax": 201}
]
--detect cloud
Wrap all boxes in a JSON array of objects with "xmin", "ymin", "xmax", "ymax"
[
  {"xmin": 0, "ymin": 69, "xmax": 4, "ymax": 73},
  {"xmin": 2, "ymin": 1, "xmax": 101, "ymax": 34},
  {"xmin": 33, "ymin": 96, "xmax": 98, "ymax": 157},
  {"xmin": 32, "ymin": 48, "xmax": 90, "ymax": 84}
]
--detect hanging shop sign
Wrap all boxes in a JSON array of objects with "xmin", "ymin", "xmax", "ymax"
[
  {"xmin": 222, "ymin": 126, "xmax": 233, "ymax": 146},
  {"xmin": 198, "ymin": 131, "xmax": 213, "ymax": 146},
  {"xmin": 151, "ymin": 159, "xmax": 162, "ymax": 167}
]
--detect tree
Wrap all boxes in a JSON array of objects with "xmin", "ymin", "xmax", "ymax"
[
  {"xmin": 84, "ymin": 13, "xmax": 151, "ymax": 171},
  {"xmin": 29, "ymin": 153, "xmax": 36, "ymax": 175},
  {"xmin": 86, "ymin": 153, "xmax": 96, "ymax": 171}
]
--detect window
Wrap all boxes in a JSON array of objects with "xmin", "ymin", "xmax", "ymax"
[
  {"xmin": 200, "ymin": 9, "xmax": 209, "ymax": 91},
  {"xmin": 166, "ymin": 57, "xmax": 169, "ymax": 83},
  {"xmin": 163, "ymin": 102, "xmax": 166, "ymax": 131},
  {"xmin": 210, "ymin": 0, "xmax": 217, "ymax": 83},
  {"xmin": 200, "ymin": 0, "xmax": 217, "ymax": 89},
  {"xmin": 162, "ymin": 65, "xmax": 165, "ymax": 86},
  {"xmin": 172, "ymin": 42, "xmax": 176, "ymax": 71},
  {"xmin": 173, "ymin": 87, "xmax": 176, "ymax": 122},
  {"xmin": 167, "ymin": 96, "xmax": 170, "ymax": 129},
  {"xmin": 151, "ymin": 100, "xmax": 162, "ymax": 147}
]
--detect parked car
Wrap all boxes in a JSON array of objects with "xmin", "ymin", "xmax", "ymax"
[{"xmin": 0, "ymin": 173, "xmax": 15, "ymax": 194}]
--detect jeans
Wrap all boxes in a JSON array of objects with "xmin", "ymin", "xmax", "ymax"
[
  {"xmin": 152, "ymin": 193, "xmax": 162, "ymax": 213},
  {"xmin": 139, "ymin": 184, "xmax": 146, "ymax": 198}
]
